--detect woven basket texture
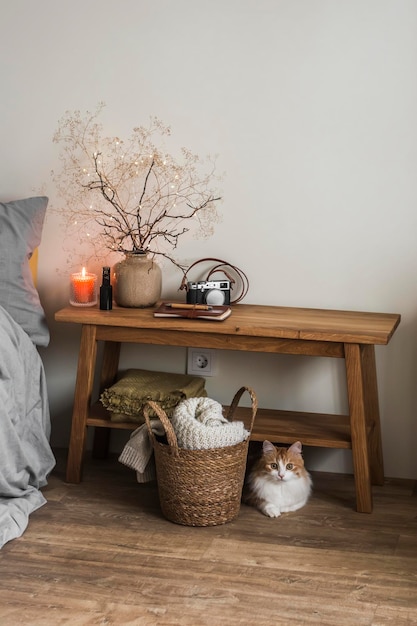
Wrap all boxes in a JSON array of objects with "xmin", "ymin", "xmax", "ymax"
[{"xmin": 144, "ymin": 386, "xmax": 257, "ymax": 527}]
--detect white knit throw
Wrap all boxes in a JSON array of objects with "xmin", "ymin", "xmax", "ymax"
[{"xmin": 170, "ymin": 397, "xmax": 249, "ymax": 450}]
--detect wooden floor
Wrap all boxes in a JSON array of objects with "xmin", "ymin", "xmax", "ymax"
[{"xmin": 0, "ymin": 449, "xmax": 416, "ymax": 626}]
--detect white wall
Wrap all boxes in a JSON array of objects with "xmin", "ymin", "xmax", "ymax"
[{"xmin": 1, "ymin": 1, "xmax": 416, "ymax": 478}]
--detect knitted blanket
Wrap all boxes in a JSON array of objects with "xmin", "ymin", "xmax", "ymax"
[
  {"xmin": 118, "ymin": 396, "xmax": 249, "ymax": 481},
  {"xmin": 170, "ymin": 397, "xmax": 249, "ymax": 450},
  {"xmin": 119, "ymin": 419, "xmax": 164, "ymax": 483}
]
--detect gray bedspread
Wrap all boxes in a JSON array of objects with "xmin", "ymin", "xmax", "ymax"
[{"xmin": 0, "ymin": 305, "xmax": 55, "ymax": 549}]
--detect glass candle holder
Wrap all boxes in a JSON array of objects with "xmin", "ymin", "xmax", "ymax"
[{"xmin": 70, "ymin": 269, "xmax": 97, "ymax": 307}]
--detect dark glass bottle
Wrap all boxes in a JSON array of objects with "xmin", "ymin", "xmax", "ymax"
[{"xmin": 99, "ymin": 266, "xmax": 113, "ymax": 310}]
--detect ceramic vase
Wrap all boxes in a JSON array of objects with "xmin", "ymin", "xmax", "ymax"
[{"xmin": 113, "ymin": 252, "xmax": 162, "ymax": 308}]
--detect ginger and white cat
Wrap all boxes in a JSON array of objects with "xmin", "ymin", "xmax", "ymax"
[{"xmin": 243, "ymin": 440, "xmax": 312, "ymax": 518}]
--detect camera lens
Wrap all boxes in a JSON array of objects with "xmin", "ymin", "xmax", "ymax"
[{"xmin": 205, "ymin": 289, "xmax": 225, "ymax": 306}]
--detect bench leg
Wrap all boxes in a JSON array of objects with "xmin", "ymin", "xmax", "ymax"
[
  {"xmin": 360, "ymin": 344, "xmax": 384, "ymax": 486},
  {"xmin": 345, "ymin": 343, "xmax": 375, "ymax": 513},
  {"xmin": 66, "ymin": 325, "xmax": 97, "ymax": 483},
  {"xmin": 92, "ymin": 341, "xmax": 121, "ymax": 459}
]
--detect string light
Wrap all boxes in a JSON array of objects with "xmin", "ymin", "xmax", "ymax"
[{"xmin": 52, "ymin": 105, "xmax": 221, "ymax": 267}]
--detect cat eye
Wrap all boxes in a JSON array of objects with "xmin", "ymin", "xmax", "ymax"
[
  {"xmin": 270, "ymin": 463, "xmax": 278, "ymax": 470},
  {"xmin": 286, "ymin": 463, "xmax": 294, "ymax": 470}
]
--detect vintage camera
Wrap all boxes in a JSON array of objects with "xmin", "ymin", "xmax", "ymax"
[{"xmin": 186, "ymin": 280, "xmax": 231, "ymax": 306}]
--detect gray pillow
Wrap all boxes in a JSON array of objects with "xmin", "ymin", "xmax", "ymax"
[{"xmin": 0, "ymin": 196, "xmax": 50, "ymax": 346}]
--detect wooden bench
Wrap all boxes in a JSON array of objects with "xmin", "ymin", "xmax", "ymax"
[{"xmin": 55, "ymin": 303, "xmax": 400, "ymax": 513}]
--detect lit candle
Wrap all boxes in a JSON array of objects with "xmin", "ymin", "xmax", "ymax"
[{"xmin": 70, "ymin": 267, "xmax": 97, "ymax": 307}]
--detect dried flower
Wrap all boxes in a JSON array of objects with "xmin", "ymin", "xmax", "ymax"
[{"xmin": 51, "ymin": 103, "xmax": 222, "ymax": 269}]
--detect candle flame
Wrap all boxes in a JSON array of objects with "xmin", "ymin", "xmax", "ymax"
[{"xmin": 81, "ymin": 267, "xmax": 86, "ymax": 277}]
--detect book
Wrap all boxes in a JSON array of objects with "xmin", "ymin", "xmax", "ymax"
[{"xmin": 153, "ymin": 302, "xmax": 232, "ymax": 321}]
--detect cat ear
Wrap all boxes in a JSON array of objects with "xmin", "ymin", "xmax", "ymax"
[
  {"xmin": 288, "ymin": 441, "xmax": 303, "ymax": 455},
  {"xmin": 262, "ymin": 440, "xmax": 276, "ymax": 454}
]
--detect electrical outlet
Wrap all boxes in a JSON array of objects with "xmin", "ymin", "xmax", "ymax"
[{"xmin": 187, "ymin": 348, "xmax": 216, "ymax": 376}]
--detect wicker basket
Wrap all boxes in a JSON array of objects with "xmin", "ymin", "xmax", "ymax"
[{"xmin": 143, "ymin": 386, "xmax": 257, "ymax": 527}]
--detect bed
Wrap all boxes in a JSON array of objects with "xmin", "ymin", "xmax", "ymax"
[{"xmin": 0, "ymin": 196, "xmax": 55, "ymax": 549}]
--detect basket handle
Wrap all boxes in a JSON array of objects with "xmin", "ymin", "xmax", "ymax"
[
  {"xmin": 226, "ymin": 386, "xmax": 258, "ymax": 433},
  {"xmin": 143, "ymin": 401, "xmax": 180, "ymax": 457}
]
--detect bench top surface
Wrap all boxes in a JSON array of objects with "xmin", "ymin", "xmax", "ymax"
[{"xmin": 55, "ymin": 303, "xmax": 401, "ymax": 345}]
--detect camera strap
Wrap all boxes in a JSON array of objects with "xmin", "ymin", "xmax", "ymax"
[{"xmin": 179, "ymin": 257, "xmax": 249, "ymax": 304}]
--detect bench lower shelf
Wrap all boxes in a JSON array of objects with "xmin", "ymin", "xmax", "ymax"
[{"xmin": 87, "ymin": 402, "xmax": 353, "ymax": 449}]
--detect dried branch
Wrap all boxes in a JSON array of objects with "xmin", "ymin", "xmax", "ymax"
[{"xmin": 51, "ymin": 103, "xmax": 222, "ymax": 266}]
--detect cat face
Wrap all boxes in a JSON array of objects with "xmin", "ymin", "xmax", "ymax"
[{"xmin": 260, "ymin": 440, "xmax": 306, "ymax": 482}]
